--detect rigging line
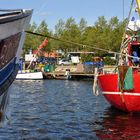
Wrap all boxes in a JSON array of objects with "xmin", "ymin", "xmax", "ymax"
[
  {"xmin": 25, "ymin": 30, "xmax": 118, "ymax": 53},
  {"xmin": 26, "ymin": 30, "xmax": 86, "ymax": 47},
  {"xmin": 117, "ymin": 0, "xmax": 134, "ymax": 64},
  {"xmin": 34, "ymin": 0, "xmax": 48, "ymax": 15},
  {"xmin": 121, "ymin": 0, "xmax": 134, "ymax": 49},
  {"xmin": 25, "ymin": 30, "xmax": 138, "ymax": 60}
]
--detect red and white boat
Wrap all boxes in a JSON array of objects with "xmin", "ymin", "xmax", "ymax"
[{"xmin": 96, "ymin": 0, "xmax": 140, "ymax": 112}]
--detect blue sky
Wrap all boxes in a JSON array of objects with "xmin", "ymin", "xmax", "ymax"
[{"xmin": 1, "ymin": 0, "xmax": 131, "ymax": 31}]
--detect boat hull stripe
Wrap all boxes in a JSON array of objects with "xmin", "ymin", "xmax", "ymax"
[
  {"xmin": 103, "ymin": 92, "xmax": 140, "ymax": 96},
  {"xmin": 0, "ymin": 58, "xmax": 16, "ymax": 85}
]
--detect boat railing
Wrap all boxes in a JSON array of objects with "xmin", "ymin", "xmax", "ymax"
[
  {"xmin": 101, "ymin": 66, "xmax": 117, "ymax": 74},
  {"xmin": 101, "ymin": 65, "xmax": 140, "ymax": 74},
  {"xmin": 0, "ymin": 9, "xmax": 23, "ymax": 17},
  {"xmin": 0, "ymin": 9, "xmax": 23, "ymax": 12}
]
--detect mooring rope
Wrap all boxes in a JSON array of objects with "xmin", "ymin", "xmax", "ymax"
[
  {"xmin": 25, "ymin": 31, "xmax": 105, "ymax": 51},
  {"xmin": 25, "ymin": 30, "xmax": 140, "ymax": 97},
  {"xmin": 25, "ymin": 30, "xmax": 140, "ymax": 60}
]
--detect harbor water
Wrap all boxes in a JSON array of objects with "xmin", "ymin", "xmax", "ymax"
[{"xmin": 0, "ymin": 80, "xmax": 140, "ymax": 139}]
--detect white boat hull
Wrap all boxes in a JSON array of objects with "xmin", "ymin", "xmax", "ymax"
[{"xmin": 16, "ymin": 71, "xmax": 43, "ymax": 80}]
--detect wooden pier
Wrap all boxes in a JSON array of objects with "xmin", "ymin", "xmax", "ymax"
[
  {"xmin": 43, "ymin": 64, "xmax": 94, "ymax": 79},
  {"xmin": 43, "ymin": 71, "xmax": 95, "ymax": 80},
  {"xmin": 42, "ymin": 65, "xmax": 115, "ymax": 80}
]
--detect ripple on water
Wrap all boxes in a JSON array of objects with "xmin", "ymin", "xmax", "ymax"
[{"xmin": 0, "ymin": 80, "xmax": 137, "ymax": 139}]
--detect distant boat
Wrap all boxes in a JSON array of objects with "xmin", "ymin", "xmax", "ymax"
[
  {"xmin": 16, "ymin": 71, "xmax": 43, "ymax": 80},
  {"xmin": 15, "ymin": 33, "xmax": 49, "ymax": 80},
  {"xmin": 16, "ymin": 51, "xmax": 43, "ymax": 80},
  {"xmin": 0, "ymin": 9, "xmax": 32, "ymax": 120}
]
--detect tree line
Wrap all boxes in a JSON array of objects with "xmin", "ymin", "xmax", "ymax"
[{"xmin": 23, "ymin": 16, "xmax": 127, "ymax": 62}]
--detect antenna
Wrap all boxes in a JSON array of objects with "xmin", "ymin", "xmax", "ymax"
[{"xmin": 123, "ymin": 0, "xmax": 124, "ymax": 20}]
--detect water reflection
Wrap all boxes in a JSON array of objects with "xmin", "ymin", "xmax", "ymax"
[{"xmin": 93, "ymin": 107, "xmax": 140, "ymax": 139}]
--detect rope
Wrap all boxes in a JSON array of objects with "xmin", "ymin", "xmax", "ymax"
[
  {"xmin": 25, "ymin": 30, "xmax": 140, "ymax": 61},
  {"xmin": 25, "ymin": 31, "xmax": 119, "ymax": 53}
]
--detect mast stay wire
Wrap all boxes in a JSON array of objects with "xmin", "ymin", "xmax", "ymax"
[
  {"xmin": 117, "ymin": 0, "xmax": 134, "ymax": 65},
  {"xmin": 120, "ymin": 0, "xmax": 134, "ymax": 49}
]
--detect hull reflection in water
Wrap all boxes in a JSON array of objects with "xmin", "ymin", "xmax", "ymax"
[{"xmin": 93, "ymin": 107, "xmax": 140, "ymax": 139}]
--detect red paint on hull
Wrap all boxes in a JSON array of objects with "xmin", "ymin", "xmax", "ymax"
[{"xmin": 98, "ymin": 72, "xmax": 140, "ymax": 112}]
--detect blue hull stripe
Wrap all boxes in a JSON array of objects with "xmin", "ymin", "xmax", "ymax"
[{"xmin": 0, "ymin": 58, "xmax": 16, "ymax": 85}]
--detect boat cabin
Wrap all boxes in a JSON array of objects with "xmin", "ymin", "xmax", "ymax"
[{"xmin": 128, "ymin": 41, "xmax": 140, "ymax": 66}]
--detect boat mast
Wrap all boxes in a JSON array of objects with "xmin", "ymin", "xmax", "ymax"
[{"xmin": 118, "ymin": 0, "xmax": 134, "ymax": 65}]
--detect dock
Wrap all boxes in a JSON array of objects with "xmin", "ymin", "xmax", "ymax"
[
  {"xmin": 43, "ymin": 64, "xmax": 95, "ymax": 80},
  {"xmin": 43, "ymin": 71, "xmax": 95, "ymax": 80},
  {"xmin": 42, "ymin": 64, "xmax": 116, "ymax": 80}
]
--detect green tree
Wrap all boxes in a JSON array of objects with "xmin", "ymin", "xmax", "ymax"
[
  {"xmin": 23, "ymin": 22, "xmax": 38, "ymax": 55},
  {"xmin": 54, "ymin": 19, "xmax": 65, "ymax": 51},
  {"xmin": 23, "ymin": 16, "xmax": 126, "ymax": 62},
  {"xmin": 59, "ymin": 17, "xmax": 81, "ymax": 53},
  {"xmin": 79, "ymin": 18, "xmax": 87, "ymax": 34},
  {"xmin": 55, "ymin": 19, "xmax": 65, "ymax": 36}
]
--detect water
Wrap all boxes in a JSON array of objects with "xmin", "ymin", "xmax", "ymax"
[{"xmin": 0, "ymin": 80, "xmax": 140, "ymax": 140}]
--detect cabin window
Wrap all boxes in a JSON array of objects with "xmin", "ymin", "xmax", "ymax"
[{"xmin": 131, "ymin": 45, "xmax": 140, "ymax": 65}]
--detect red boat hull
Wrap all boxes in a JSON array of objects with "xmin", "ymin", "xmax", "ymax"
[{"xmin": 98, "ymin": 72, "xmax": 140, "ymax": 112}]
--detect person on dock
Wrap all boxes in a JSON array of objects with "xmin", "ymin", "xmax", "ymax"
[{"xmin": 65, "ymin": 69, "xmax": 71, "ymax": 80}]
